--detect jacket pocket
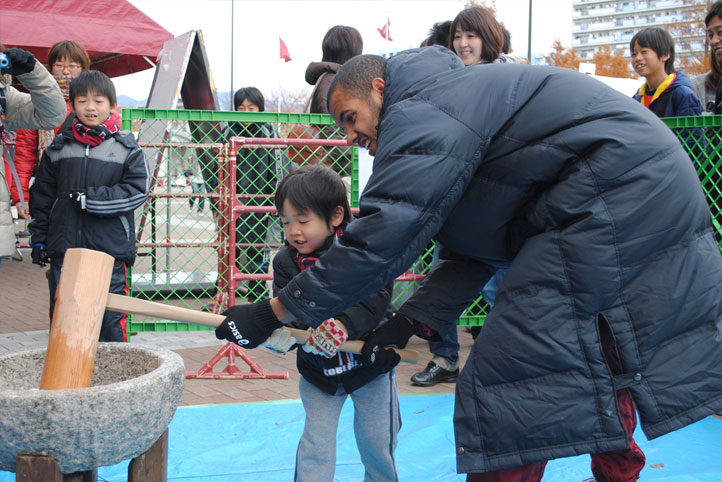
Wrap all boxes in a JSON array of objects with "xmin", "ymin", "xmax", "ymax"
[{"xmin": 85, "ymin": 214, "xmax": 132, "ymax": 260}]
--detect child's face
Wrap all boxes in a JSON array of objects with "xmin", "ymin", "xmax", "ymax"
[
  {"xmin": 237, "ymin": 98, "xmax": 260, "ymax": 126},
  {"xmin": 280, "ymin": 199, "xmax": 344, "ymax": 255},
  {"xmin": 453, "ymin": 29, "xmax": 482, "ymax": 66},
  {"xmin": 71, "ymin": 91, "xmax": 114, "ymax": 128},
  {"xmin": 631, "ymin": 41, "xmax": 669, "ymax": 79}
]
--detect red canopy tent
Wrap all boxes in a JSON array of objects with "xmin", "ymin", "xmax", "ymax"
[{"xmin": 0, "ymin": 0, "xmax": 173, "ymax": 78}]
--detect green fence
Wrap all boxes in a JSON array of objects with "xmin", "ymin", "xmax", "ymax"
[
  {"xmin": 121, "ymin": 109, "xmax": 487, "ymax": 334},
  {"xmin": 121, "ymin": 109, "xmax": 722, "ymax": 335},
  {"xmin": 662, "ymin": 115, "xmax": 722, "ymax": 244}
]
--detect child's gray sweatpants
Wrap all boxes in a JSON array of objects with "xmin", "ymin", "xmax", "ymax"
[{"xmin": 295, "ymin": 370, "xmax": 401, "ymax": 482}]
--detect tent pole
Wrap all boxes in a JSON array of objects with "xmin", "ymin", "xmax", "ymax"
[{"xmin": 230, "ymin": 0, "xmax": 234, "ymax": 109}]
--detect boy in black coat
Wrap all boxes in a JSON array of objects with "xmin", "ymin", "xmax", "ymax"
[{"xmin": 29, "ymin": 71, "xmax": 149, "ymax": 342}]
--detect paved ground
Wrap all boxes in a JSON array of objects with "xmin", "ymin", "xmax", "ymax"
[{"xmin": 0, "ymin": 245, "xmax": 473, "ymax": 406}]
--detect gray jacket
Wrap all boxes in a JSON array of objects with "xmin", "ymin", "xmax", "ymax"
[
  {"xmin": 277, "ymin": 47, "xmax": 722, "ymax": 472},
  {"xmin": 691, "ymin": 72, "xmax": 716, "ymax": 114},
  {"xmin": 1, "ymin": 61, "xmax": 66, "ymax": 258}
]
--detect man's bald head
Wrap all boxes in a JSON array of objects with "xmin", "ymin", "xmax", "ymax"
[{"xmin": 327, "ymin": 54, "xmax": 387, "ymax": 108}]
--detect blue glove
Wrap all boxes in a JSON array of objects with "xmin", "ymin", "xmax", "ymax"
[
  {"xmin": 31, "ymin": 243, "xmax": 49, "ymax": 267},
  {"xmin": 215, "ymin": 299, "xmax": 282, "ymax": 349}
]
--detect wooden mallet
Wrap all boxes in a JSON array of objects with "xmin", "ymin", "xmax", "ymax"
[
  {"xmin": 40, "ymin": 248, "xmax": 115, "ymax": 390},
  {"xmin": 106, "ymin": 294, "xmax": 419, "ymax": 364}
]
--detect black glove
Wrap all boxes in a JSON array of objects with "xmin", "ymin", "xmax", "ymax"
[
  {"xmin": 361, "ymin": 313, "xmax": 416, "ymax": 373},
  {"xmin": 215, "ymin": 299, "xmax": 283, "ymax": 349},
  {"xmin": 31, "ymin": 243, "xmax": 49, "ymax": 267},
  {"xmin": 69, "ymin": 191, "xmax": 87, "ymax": 210},
  {"xmin": 1, "ymin": 48, "xmax": 36, "ymax": 76}
]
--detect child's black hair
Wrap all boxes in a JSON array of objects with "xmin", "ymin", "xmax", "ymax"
[
  {"xmin": 630, "ymin": 28, "xmax": 676, "ymax": 75},
  {"xmin": 233, "ymin": 86, "xmax": 265, "ymax": 112},
  {"xmin": 69, "ymin": 70, "xmax": 117, "ymax": 106},
  {"xmin": 275, "ymin": 165, "xmax": 352, "ymax": 228}
]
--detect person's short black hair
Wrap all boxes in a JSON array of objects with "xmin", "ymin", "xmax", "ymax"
[
  {"xmin": 705, "ymin": 0, "xmax": 722, "ymax": 27},
  {"xmin": 425, "ymin": 21, "xmax": 452, "ymax": 48},
  {"xmin": 233, "ymin": 86, "xmax": 265, "ymax": 112},
  {"xmin": 69, "ymin": 70, "xmax": 117, "ymax": 106},
  {"xmin": 705, "ymin": 1, "xmax": 722, "ymax": 91},
  {"xmin": 275, "ymin": 165, "xmax": 352, "ymax": 227},
  {"xmin": 326, "ymin": 54, "xmax": 386, "ymax": 108},
  {"xmin": 322, "ymin": 25, "xmax": 363, "ymax": 65},
  {"xmin": 630, "ymin": 27, "xmax": 676, "ymax": 74},
  {"xmin": 501, "ymin": 25, "xmax": 511, "ymax": 55}
]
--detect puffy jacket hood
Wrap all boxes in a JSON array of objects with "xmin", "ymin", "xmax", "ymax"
[
  {"xmin": 305, "ymin": 61, "xmax": 340, "ymax": 86},
  {"xmin": 382, "ymin": 46, "xmax": 464, "ymax": 109},
  {"xmin": 672, "ymin": 69, "xmax": 694, "ymax": 91}
]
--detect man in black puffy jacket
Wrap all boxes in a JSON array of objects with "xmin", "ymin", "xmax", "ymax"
[{"xmin": 215, "ymin": 47, "xmax": 722, "ymax": 479}]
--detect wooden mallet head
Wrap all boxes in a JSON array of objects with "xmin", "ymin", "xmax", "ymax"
[{"xmin": 40, "ymin": 248, "xmax": 115, "ymax": 390}]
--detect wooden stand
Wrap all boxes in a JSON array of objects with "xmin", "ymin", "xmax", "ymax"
[{"xmin": 14, "ymin": 429, "xmax": 169, "ymax": 482}]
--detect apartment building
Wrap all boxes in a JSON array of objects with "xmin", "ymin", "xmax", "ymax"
[{"xmin": 572, "ymin": 0, "xmax": 706, "ymax": 62}]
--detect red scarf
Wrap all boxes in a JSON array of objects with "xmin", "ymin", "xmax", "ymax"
[
  {"xmin": 293, "ymin": 227, "xmax": 344, "ymax": 271},
  {"xmin": 72, "ymin": 115, "xmax": 119, "ymax": 147}
]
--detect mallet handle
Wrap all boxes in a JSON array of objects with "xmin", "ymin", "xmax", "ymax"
[{"xmin": 106, "ymin": 294, "xmax": 418, "ymax": 364}]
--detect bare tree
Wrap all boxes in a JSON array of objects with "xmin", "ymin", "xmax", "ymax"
[
  {"xmin": 666, "ymin": 0, "xmax": 712, "ymax": 75},
  {"xmin": 266, "ymin": 88, "xmax": 311, "ymax": 114}
]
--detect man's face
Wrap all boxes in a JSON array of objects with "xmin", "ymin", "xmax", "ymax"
[
  {"xmin": 708, "ymin": 15, "xmax": 722, "ymax": 64},
  {"xmin": 329, "ymin": 81, "xmax": 383, "ymax": 156}
]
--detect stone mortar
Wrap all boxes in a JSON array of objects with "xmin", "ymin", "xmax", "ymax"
[{"xmin": 0, "ymin": 343, "xmax": 185, "ymax": 473}]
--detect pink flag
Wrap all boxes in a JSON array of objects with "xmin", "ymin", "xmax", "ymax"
[
  {"xmin": 279, "ymin": 37, "xmax": 292, "ymax": 62},
  {"xmin": 377, "ymin": 18, "xmax": 393, "ymax": 41}
]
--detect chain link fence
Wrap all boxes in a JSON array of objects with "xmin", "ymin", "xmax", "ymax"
[
  {"xmin": 662, "ymin": 115, "xmax": 722, "ymax": 246},
  {"xmin": 121, "ymin": 109, "xmax": 721, "ymax": 335}
]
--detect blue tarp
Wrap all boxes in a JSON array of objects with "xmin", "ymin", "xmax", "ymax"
[{"xmin": 1, "ymin": 394, "xmax": 720, "ymax": 481}]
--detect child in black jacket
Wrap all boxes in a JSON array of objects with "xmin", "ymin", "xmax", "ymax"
[
  {"xmin": 29, "ymin": 71, "xmax": 149, "ymax": 342},
  {"xmin": 266, "ymin": 165, "xmax": 399, "ymax": 481}
]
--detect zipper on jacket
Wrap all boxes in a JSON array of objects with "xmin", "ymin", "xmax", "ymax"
[{"xmin": 77, "ymin": 144, "xmax": 90, "ymax": 244}]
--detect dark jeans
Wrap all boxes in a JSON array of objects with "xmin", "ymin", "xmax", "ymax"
[{"xmin": 49, "ymin": 257, "xmax": 129, "ymax": 342}]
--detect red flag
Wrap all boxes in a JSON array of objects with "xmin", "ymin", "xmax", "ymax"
[
  {"xmin": 279, "ymin": 37, "xmax": 292, "ymax": 62},
  {"xmin": 377, "ymin": 18, "xmax": 393, "ymax": 41}
]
